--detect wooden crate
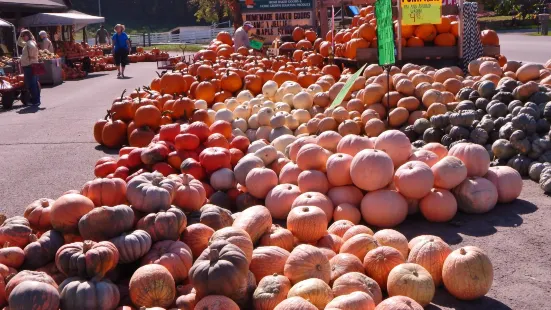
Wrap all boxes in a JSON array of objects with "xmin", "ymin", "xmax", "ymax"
[
  {"xmin": 356, "ymin": 48, "xmax": 378, "ymax": 64},
  {"xmin": 401, "ymin": 46, "xmax": 459, "ymax": 60},
  {"xmin": 483, "ymin": 45, "xmax": 501, "ymax": 57}
]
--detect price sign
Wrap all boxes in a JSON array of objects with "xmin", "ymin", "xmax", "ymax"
[
  {"xmin": 401, "ymin": 0, "xmax": 442, "ymax": 25},
  {"xmin": 376, "ymin": 0, "xmax": 395, "ymax": 66}
]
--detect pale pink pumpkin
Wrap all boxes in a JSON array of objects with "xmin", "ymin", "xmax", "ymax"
[
  {"xmin": 265, "ymin": 184, "xmax": 302, "ymax": 220},
  {"xmin": 484, "ymin": 166, "xmax": 522, "ymax": 203},
  {"xmin": 298, "ymin": 170, "xmax": 330, "ymax": 194},
  {"xmin": 374, "ymin": 130, "xmax": 412, "ymax": 167},
  {"xmin": 422, "ymin": 143, "xmax": 448, "ymax": 160},
  {"xmin": 336, "ymin": 135, "xmax": 374, "ymax": 156},
  {"xmin": 327, "ymin": 186, "xmax": 364, "ymax": 207},
  {"xmin": 419, "ymin": 188, "xmax": 457, "ymax": 222},
  {"xmin": 361, "ymin": 190, "xmax": 408, "ymax": 228},
  {"xmin": 393, "ymin": 161, "xmax": 434, "ymax": 199},
  {"xmin": 292, "ymin": 192, "xmax": 334, "ymax": 222},
  {"xmin": 279, "ymin": 162, "xmax": 303, "ymax": 185},
  {"xmin": 326, "ymin": 153, "xmax": 354, "ymax": 186},
  {"xmin": 448, "ymin": 143, "xmax": 490, "ymax": 177},
  {"xmin": 350, "ymin": 149, "xmax": 394, "ymax": 191},
  {"xmin": 408, "ymin": 150, "xmax": 439, "ymax": 167}
]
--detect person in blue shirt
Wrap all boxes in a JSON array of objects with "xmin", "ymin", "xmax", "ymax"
[{"xmin": 112, "ymin": 24, "xmax": 130, "ymax": 78}]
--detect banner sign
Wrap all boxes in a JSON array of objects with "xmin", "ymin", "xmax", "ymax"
[
  {"xmin": 401, "ymin": 0, "xmax": 442, "ymax": 25},
  {"xmin": 375, "ymin": 0, "xmax": 396, "ymax": 65},
  {"xmin": 242, "ymin": 11, "xmax": 313, "ymax": 43},
  {"xmin": 241, "ymin": 0, "xmax": 312, "ymax": 11}
]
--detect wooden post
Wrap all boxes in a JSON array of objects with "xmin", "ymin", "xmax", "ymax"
[
  {"xmin": 396, "ymin": 2, "xmax": 403, "ymax": 61},
  {"xmin": 458, "ymin": 0, "xmax": 464, "ymax": 58},
  {"xmin": 320, "ymin": 1, "xmax": 329, "ymax": 37}
]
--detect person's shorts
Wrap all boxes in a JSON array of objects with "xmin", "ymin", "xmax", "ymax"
[{"xmin": 114, "ymin": 49, "xmax": 129, "ymax": 67}]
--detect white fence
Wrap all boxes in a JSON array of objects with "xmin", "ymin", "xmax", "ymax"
[{"xmin": 127, "ymin": 27, "xmax": 235, "ymax": 46}]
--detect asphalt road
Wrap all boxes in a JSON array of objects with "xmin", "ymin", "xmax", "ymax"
[
  {"xmin": 498, "ymin": 32, "xmax": 551, "ymax": 64},
  {"xmin": 0, "ymin": 62, "xmax": 157, "ymax": 215}
]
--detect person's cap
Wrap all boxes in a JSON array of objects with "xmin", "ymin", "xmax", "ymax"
[
  {"xmin": 243, "ymin": 22, "xmax": 254, "ymax": 28},
  {"xmin": 39, "ymin": 31, "xmax": 47, "ymax": 37}
]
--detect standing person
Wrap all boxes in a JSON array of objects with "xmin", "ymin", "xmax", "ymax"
[
  {"xmin": 233, "ymin": 22, "xmax": 255, "ymax": 51},
  {"xmin": 38, "ymin": 31, "xmax": 54, "ymax": 53},
  {"xmin": 96, "ymin": 24, "xmax": 111, "ymax": 46},
  {"xmin": 18, "ymin": 30, "xmax": 40, "ymax": 106},
  {"xmin": 112, "ymin": 24, "xmax": 130, "ymax": 78}
]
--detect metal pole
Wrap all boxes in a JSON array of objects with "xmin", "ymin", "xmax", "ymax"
[{"xmin": 98, "ymin": 0, "xmax": 102, "ymax": 16}]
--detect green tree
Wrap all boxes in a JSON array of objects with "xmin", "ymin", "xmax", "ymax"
[{"xmin": 190, "ymin": 0, "xmax": 243, "ymax": 28}]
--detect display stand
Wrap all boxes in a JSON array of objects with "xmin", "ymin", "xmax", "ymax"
[
  {"xmin": 38, "ymin": 58, "xmax": 63, "ymax": 86},
  {"xmin": 317, "ymin": 0, "xmax": 497, "ymax": 68}
]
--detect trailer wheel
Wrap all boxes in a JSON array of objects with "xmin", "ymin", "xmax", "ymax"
[
  {"xmin": 1, "ymin": 91, "xmax": 14, "ymax": 109},
  {"xmin": 20, "ymin": 90, "xmax": 31, "ymax": 105}
]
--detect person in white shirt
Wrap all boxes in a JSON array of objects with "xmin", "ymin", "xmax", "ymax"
[
  {"xmin": 18, "ymin": 29, "xmax": 41, "ymax": 106},
  {"xmin": 233, "ymin": 22, "xmax": 255, "ymax": 51},
  {"xmin": 38, "ymin": 31, "xmax": 54, "ymax": 53}
]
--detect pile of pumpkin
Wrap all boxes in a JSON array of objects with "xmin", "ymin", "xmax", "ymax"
[
  {"xmin": 38, "ymin": 50, "xmax": 60, "ymax": 61},
  {"xmin": 0, "ymin": 135, "xmax": 499, "ymax": 309},
  {"xmin": 61, "ymin": 64, "xmax": 86, "ymax": 81},
  {"xmin": 0, "ymin": 74, "xmax": 24, "ymax": 90}
]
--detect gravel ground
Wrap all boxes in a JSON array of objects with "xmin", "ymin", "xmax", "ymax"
[{"xmin": 0, "ymin": 58, "xmax": 550, "ymax": 309}]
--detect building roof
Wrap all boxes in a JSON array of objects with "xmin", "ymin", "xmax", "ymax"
[{"xmin": 0, "ymin": 0, "xmax": 69, "ymax": 9}]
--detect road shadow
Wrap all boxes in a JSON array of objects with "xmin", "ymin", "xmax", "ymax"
[
  {"xmin": 120, "ymin": 76, "xmax": 133, "ymax": 79},
  {"xmin": 94, "ymin": 144, "xmax": 120, "ymax": 155},
  {"xmin": 16, "ymin": 105, "xmax": 45, "ymax": 114},
  {"xmin": 397, "ymin": 198, "xmax": 537, "ymax": 245},
  {"xmin": 428, "ymin": 288, "xmax": 512, "ymax": 310}
]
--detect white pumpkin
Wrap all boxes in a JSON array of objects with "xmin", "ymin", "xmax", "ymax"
[
  {"xmin": 293, "ymin": 91, "xmax": 314, "ymax": 110},
  {"xmin": 262, "ymin": 80, "xmax": 278, "ymax": 98},
  {"xmin": 214, "ymin": 108, "xmax": 234, "ymax": 122},
  {"xmin": 194, "ymin": 99, "xmax": 208, "ymax": 110},
  {"xmin": 237, "ymin": 90, "xmax": 254, "ymax": 103}
]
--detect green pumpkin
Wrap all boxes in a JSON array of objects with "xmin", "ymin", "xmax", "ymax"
[{"xmin": 478, "ymin": 80, "xmax": 496, "ymax": 99}]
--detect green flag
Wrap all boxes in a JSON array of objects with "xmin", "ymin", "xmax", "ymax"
[
  {"xmin": 329, "ymin": 63, "xmax": 367, "ymax": 110},
  {"xmin": 376, "ymin": 0, "xmax": 396, "ymax": 66}
]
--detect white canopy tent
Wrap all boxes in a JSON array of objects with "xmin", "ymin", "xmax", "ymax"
[{"xmin": 20, "ymin": 10, "xmax": 104, "ymax": 30}]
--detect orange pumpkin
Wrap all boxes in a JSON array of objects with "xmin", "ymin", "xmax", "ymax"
[
  {"xmin": 288, "ymin": 278, "xmax": 333, "ymax": 309},
  {"xmin": 408, "ymin": 237, "xmax": 452, "ymax": 286},
  {"xmin": 436, "ymin": 16, "xmax": 451, "ymax": 33},
  {"xmin": 250, "ymin": 246, "xmax": 290, "ymax": 283},
  {"xmin": 481, "ymin": 29, "xmax": 499, "ymax": 45},
  {"xmin": 292, "ymin": 27, "xmax": 306, "ymax": 42},
  {"xmin": 442, "ymin": 246, "xmax": 493, "ymax": 300},
  {"xmin": 332, "ymin": 272, "xmax": 382, "ymax": 304},
  {"xmin": 419, "ymin": 188, "xmax": 457, "ymax": 222},
  {"xmin": 287, "ymin": 206, "xmax": 328, "ymax": 243},
  {"xmin": 159, "ymin": 72, "xmax": 187, "ymax": 95},
  {"xmin": 284, "ymin": 244, "xmax": 331, "ymax": 285},
  {"xmin": 363, "ymin": 246, "xmax": 405, "ymax": 289},
  {"xmin": 414, "ymin": 24, "xmax": 437, "ymax": 42},
  {"xmin": 339, "ymin": 233, "xmax": 378, "ymax": 262},
  {"xmin": 387, "ymin": 263, "xmax": 435, "ymax": 306},
  {"xmin": 434, "ymin": 33, "xmax": 456, "ymax": 46}
]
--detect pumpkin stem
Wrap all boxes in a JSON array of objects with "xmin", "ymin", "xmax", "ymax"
[
  {"xmin": 3, "ymin": 242, "xmax": 10, "ymax": 248},
  {"xmin": 120, "ymin": 89, "xmax": 126, "ymax": 101},
  {"xmin": 104, "ymin": 110, "xmax": 112, "ymax": 120},
  {"xmin": 0, "ymin": 214, "xmax": 6, "ymax": 226},
  {"xmin": 460, "ymin": 248, "xmax": 467, "ymax": 255},
  {"xmin": 208, "ymin": 248, "xmax": 219, "ymax": 263},
  {"xmin": 155, "ymin": 71, "xmax": 162, "ymax": 78},
  {"xmin": 316, "ymin": 264, "xmax": 322, "ymax": 271},
  {"xmin": 39, "ymin": 198, "xmax": 50, "ymax": 207},
  {"xmin": 82, "ymin": 240, "xmax": 94, "ymax": 253},
  {"xmin": 28, "ymin": 234, "xmax": 38, "ymax": 243}
]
